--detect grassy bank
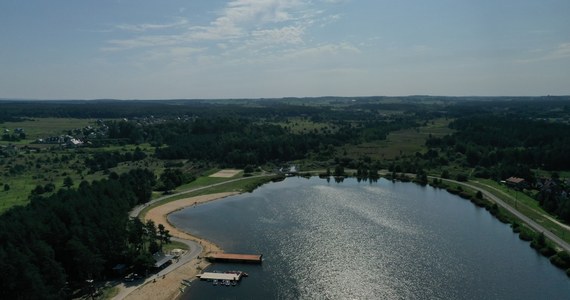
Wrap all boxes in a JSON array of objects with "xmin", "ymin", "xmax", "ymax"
[
  {"xmin": 468, "ymin": 180, "xmax": 570, "ymax": 245},
  {"xmin": 434, "ymin": 178, "xmax": 570, "ymax": 277},
  {"xmin": 139, "ymin": 175, "xmax": 278, "ymax": 219}
]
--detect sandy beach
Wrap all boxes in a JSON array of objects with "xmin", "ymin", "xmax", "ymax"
[
  {"xmin": 209, "ymin": 169, "xmax": 242, "ymax": 178},
  {"xmin": 123, "ymin": 192, "xmax": 240, "ymax": 300}
]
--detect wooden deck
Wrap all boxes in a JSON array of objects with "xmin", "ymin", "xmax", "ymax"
[{"xmin": 205, "ymin": 253, "xmax": 262, "ymax": 264}]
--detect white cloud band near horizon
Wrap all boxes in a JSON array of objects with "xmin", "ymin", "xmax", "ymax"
[{"xmin": 0, "ymin": 0, "xmax": 569, "ymax": 99}]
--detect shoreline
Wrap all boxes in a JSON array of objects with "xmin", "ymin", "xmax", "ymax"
[{"xmin": 123, "ymin": 192, "xmax": 241, "ymax": 300}]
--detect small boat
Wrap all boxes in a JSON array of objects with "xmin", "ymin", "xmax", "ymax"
[
  {"xmin": 231, "ymin": 281, "xmax": 237, "ymax": 286},
  {"xmin": 224, "ymin": 280, "xmax": 231, "ymax": 286},
  {"xmin": 181, "ymin": 279, "xmax": 192, "ymax": 287},
  {"xmin": 213, "ymin": 279, "xmax": 218, "ymax": 286}
]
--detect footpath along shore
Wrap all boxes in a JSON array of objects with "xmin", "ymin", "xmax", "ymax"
[
  {"xmin": 111, "ymin": 172, "xmax": 273, "ymax": 300},
  {"xmin": 119, "ymin": 192, "xmax": 240, "ymax": 300}
]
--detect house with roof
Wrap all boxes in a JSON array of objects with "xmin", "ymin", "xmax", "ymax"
[{"xmin": 506, "ymin": 177, "xmax": 527, "ymax": 189}]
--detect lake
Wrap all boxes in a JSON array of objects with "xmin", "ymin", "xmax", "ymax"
[{"xmin": 170, "ymin": 177, "xmax": 570, "ymax": 299}]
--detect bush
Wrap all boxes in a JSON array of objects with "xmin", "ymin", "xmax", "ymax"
[
  {"xmin": 244, "ymin": 165, "xmax": 255, "ymax": 174},
  {"xmin": 511, "ymin": 221, "xmax": 521, "ymax": 233},
  {"xmin": 518, "ymin": 227, "xmax": 535, "ymax": 241},
  {"xmin": 550, "ymin": 251, "xmax": 570, "ymax": 269},
  {"xmin": 446, "ymin": 188, "xmax": 460, "ymax": 195},
  {"xmin": 539, "ymin": 246, "xmax": 557, "ymax": 258},
  {"xmin": 458, "ymin": 192, "xmax": 473, "ymax": 200},
  {"xmin": 530, "ymin": 232, "xmax": 546, "ymax": 250},
  {"xmin": 456, "ymin": 173, "xmax": 468, "ymax": 182}
]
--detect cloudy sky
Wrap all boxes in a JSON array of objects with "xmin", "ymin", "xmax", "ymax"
[{"xmin": 1, "ymin": 0, "xmax": 569, "ymax": 99}]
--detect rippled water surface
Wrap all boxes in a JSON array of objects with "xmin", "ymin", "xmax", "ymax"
[{"xmin": 170, "ymin": 177, "xmax": 570, "ymax": 299}]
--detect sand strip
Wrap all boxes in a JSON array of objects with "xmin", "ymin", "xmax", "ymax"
[
  {"xmin": 209, "ymin": 169, "xmax": 241, "ymax": 178},
  {"xmin": 123, "ymin": 192, "xmax": 239, "ymax": 300}
]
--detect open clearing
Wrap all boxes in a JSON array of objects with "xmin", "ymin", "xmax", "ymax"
[
  {"xmin": 209, "ymin": 169, "xmax": 241, "ymax": 178},
  {"xmin": 343, "ymin": 118, "xmax": 454, "ymax": 160}
]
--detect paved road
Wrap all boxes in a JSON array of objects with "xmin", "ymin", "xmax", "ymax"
[
  {"xmin": 113, "ymin": 173, "xmax": 274, "ymax": 300},
  {"xmin": 444, "ymin": 179, "xmax": 570, "ymax": 253},
  {"xmin": 473, "ymin": 181, "xmax": 570, "ymax": 232}
]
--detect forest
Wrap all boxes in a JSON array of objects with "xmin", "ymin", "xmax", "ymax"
[
  {"xmin": 0, "ymin": 169, "xmax": 157, "ymax": 299},
  {"xmin": 0, "ymin": 96, "xmax": 570, "ymax": 298}
]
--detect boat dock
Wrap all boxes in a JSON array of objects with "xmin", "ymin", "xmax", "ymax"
[
  {"xmin": 196, "ymin": 272, "xmax": 241, "ymax": 281},
  {"xmin": 206, "ymin": 253, "xmax": 263, "ymax": 264}
]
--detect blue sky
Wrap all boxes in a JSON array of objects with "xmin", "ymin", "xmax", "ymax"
[{"xmin": 1, "ymin": 0, "xmax": 569, "ymax": 99}]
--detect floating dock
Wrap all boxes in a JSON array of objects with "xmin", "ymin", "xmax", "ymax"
[
  {"xmin": 196, "ymin": 272, "xmax": 241, "ymax": 281},
  {"xmin": 205, "ymin": 253, "xmax": 263, "ymax": 264}
]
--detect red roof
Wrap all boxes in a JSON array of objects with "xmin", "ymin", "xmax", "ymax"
[{"xmin": 506, "ymin": 177, "xmax": 525, "ymax": 184}]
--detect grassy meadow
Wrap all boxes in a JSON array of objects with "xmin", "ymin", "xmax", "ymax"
[{"xmin": 342, "ymin": 118, "xmax": 454, "ymax": 160}]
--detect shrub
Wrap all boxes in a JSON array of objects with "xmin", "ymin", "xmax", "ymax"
[
  {"xmin": 518, "ymin": 227, "xmax": 535, "ymax": 241},
  {"xmin": 550, "ymin": 251, "xmax": 570, "ymax": 269},
  {"xmin": 456, "ymin": 173, "xmax": 468, "ymax": 182},
  {"xmin": 539, "ymin": 246, "xmax": 557, "ymax": 258}
]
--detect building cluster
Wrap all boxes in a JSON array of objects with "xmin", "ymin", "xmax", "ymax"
[{"xmin": 34, "ymin": 121, "xmax": 109, "ymax": 148}]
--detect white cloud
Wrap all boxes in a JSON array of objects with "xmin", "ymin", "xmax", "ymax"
[
  {"xmin": 251, "ymin": 25, "xmax": 305, "ymax": 45},
  {"xmin": 142, "ymin": 47, "xmax": 205, "ymax": 63},
  {"xmin": 547, "ymin": 43, "xmax": 570, "ymax": 60},
  {"xmin": 282, "ymin": 42, "xmax": 361, "ymax": 59},
  {"xmin": 102, "ymin": 34, "xmax": 183, "ymax": 51},
  {"xmin": 115, "ymin": 19, "xmax": 188, "ymax": 32},
  {"xmin": 320, "ymin": 0, "xmax": 350, "ymax": 3},
  {"xmin": 105, "ymin": 0, "xmax": 314, "ymax": 50},
  {"xmin": 185, "ymin": 0, "xmax": 308, "ymax": 41},
  {"xmin": 516, "ymin": 42, "xmax": 570, "ymax": 63},
  {"xmin": 101, "ymin": 0, "xmax": 348, "ymax": 68}
]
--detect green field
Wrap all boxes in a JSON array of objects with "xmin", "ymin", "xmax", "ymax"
[
  {"xmin": 0, "ymin": 118, "xmax": 169, "ymax": 214},
  {"xmin": 1, "ymin": 118, "xmax": 97, "ymax": 142},
  {"xmin": 273, "ymin": 117, "xmax": 338, "ymax": 135},
  {"xmin": 469, "ymin": 179, "xmax": 570, "ymax": 244},
  {"xmin": 343, "ymin": 118, "xmax": 454, "ymax": 160}
]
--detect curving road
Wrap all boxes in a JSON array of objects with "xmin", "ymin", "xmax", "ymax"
[
  {"xmin": 112, "ymin": 173, "xmax": 274, "ymax": 300},
  {"xmin": 444, "ymin": 179, "xmax": 570, "ymax": 253},
  {"xmin": 472, "ymin": 181, "xmax": 570, "ymax": 232}
]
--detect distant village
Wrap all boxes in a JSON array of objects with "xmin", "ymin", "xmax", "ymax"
[
  {"xmin": 0, "ymin": 116, "xmax": 191, "ymax": 159},
  {"xmin": 1, "ymin": 116, "xmax": 181, "ymax": 149}
]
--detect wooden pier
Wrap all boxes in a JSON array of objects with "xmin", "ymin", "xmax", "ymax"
[{"xmin": 205, "ymin": 253, "xmax": 263, "ymax": 264}]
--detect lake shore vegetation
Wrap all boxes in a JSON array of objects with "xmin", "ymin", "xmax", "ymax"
[{"xmin": 1, "ymin": 96, "xmax": 570, "ymax": 298}]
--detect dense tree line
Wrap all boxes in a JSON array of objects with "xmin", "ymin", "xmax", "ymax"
[
  {"xmin": 2, "ymin": 132, "xmax": 26, "ymax": 141},
  {"xmin": 106, "ymin": 117, "xmax": 414, "ymax": 167},
  {"xmin": 426, "ymin": 115, "xmax": 570, "ymax": 176},
  {"xmin": 537, "ymin": 178, "xmax": 570, "ymax": 223},
  {"xmin": 153, "ymin": 118, "xmax": 326, "ymax": 166},
  {"xmin": 423, "ymin": 114, "xmax": 570, "ymax": 222},
  {"xmin": 0, "ymin": 169, "xmax": 156, "ymax": 299},
  {"xmin": 84, "ymin": 147, "xmax": 147, "ymax": 172}
]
